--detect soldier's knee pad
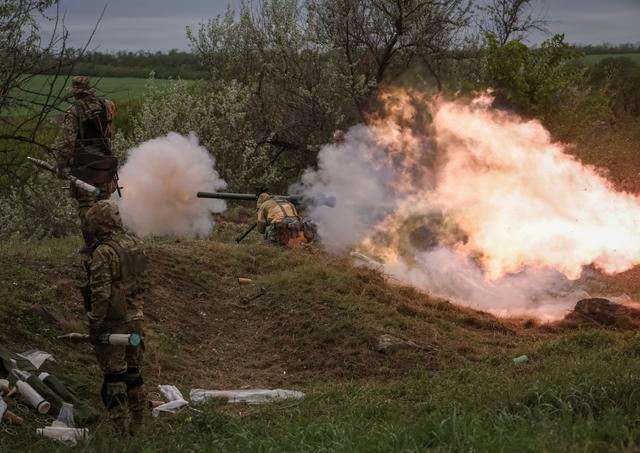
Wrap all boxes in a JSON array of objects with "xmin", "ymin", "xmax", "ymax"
[
  {"xmin": 124, "ymin": 367, "xmax": 144, "ymax": 390},
  {"xmin": 101, "ymin": 374, "xmax": 128, "ymax": 410}
]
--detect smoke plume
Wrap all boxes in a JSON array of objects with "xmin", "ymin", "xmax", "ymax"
[
  {"xmin": 302, "ymin": 91, "xmax": 640, "ymax": 319},
  {"xmin": 117, "ymin": 132, "xmax": 227, "ymax": 238},
  {"xmin": 300, "ymin": 125, "xmax": 397, "ymax": 251}
]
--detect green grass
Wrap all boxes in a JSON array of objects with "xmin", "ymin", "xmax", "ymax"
[
  {"xmin": 0, "ymin": 235, "xmax": 80, "ymax": 258},
  {"xmin": 0, "ymin": 237, "xmax": 639, "ymax": 451},
  {"xmin": 582, "ymin": 53, "xmax": 640, "ymax": 66},
  {"xmin": 8, "ymin": 75, "xmax": 178, "ymax": 115},
  {"xmin": 25, "ymin": 74, "xmax": 175, "ymax": 102},
  {"xmin": 1, "ymin": 331, "xmax": 638, "ymax": 452}
]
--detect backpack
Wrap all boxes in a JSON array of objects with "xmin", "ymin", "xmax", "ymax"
[{"xmin": 70, "ymin": 99, "xmax": 118, "ymax": 185}]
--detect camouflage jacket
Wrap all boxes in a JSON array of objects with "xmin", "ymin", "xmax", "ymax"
[
  {"xmin": 87, "ymin": 232, "xmax": 148, "ymax": 330},
  {"xmin": 256, "ymin": 198, "xmax": 300, "ymax": 234},
  {"xmin": 56, "ymin": 96, "xmax": 115, "ymax": 173}
]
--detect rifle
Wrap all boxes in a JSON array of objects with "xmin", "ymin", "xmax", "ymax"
[
  {"xmin": 27, "ymin": 157, "xmax": 101, "ymax": 197},
  {"xmin": 236, "ymin": 223, "xmax": 257, "ymax": 243},
  {"xmin": 113, "ymin": 169, "xmax": 122, "ymax": 197}
]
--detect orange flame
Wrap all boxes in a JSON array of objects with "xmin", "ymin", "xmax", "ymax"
[{"xmin": 357, "ymin": 90, "xmax": 640, "ymax": 284}]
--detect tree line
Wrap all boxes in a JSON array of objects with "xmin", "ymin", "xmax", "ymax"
[{"xmin": 41, "ymin": 50, "xmax": 208, "ymax": 80}]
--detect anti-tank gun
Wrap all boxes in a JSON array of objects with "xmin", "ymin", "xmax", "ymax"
[
  {"xmin": 196, "ymin": 191, "xmax": 336, "ymax": 208},
  {"xmin": 196, "ymin": 191, "xmax": 336, "ymax": 243}
]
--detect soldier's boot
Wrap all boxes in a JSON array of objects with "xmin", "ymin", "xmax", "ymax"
[
  {"xmin": 125, "ymin": 368, "xmax": 146, "ymax": 435},
  {"xmin": 101, "ymin": 380, "xmax": 129, "ymax": 435},
  {"xmin": 128, "ymin": 384, "xmax": 146, "ymax": 435}
]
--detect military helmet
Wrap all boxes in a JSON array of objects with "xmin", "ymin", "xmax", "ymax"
[
  {"xmin": 71, "ymin": 76, "xmax": 95, "ymax": 96},
  {"xmin": 256, "ymin": 192, "xmax": 271, "ymax": 209},
  {"xmin": 85, "ymin": 200, "xmax": 124, "ymax": 237},
  {"xmin": 332, "ymin": 129, "xmax": 346, "ymax": 144}
]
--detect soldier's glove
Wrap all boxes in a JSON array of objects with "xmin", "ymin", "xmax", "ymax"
[{"xmin": 88, "ymin": 325, "xmax": 100, "ymax": 345}]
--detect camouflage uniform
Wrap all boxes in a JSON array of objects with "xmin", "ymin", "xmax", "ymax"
[
  {"xmin": 83, "ymin": 200, "xmax": 148, "ymax": 435},
  {"xmin": 256, "ymin": 193, "xmax": 307, "ymax": 246},
  {"xmin": 55, "ymin": 76, "xmax": 118, "ymax": 249}
]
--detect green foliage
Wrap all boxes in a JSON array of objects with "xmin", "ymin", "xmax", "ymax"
[
  {"xmin": 485, "ymin": 33, "xmax": 583, "ymax": 117},
  {"xmin": 187, "ymin": 0, "xmax": 360, "ymax": 184},
  {"xmin": 116, "ymin": 77, "xmax": 279, "ymax": 190},
  {"xmin": 587, "ymin": 56, "xmax": 640, "ymax": 117},
  {"xmin": 0, "ymin": 173, "xmax": 77, "ymax": 240}
]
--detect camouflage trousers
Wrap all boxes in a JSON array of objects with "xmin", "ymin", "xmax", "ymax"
[
  {"xmin": 265, "ymin": 222, "xmax": 305, "ymax": 247},
  {"xmin": 94, "ymin": 319, "xmax": 145, "ymax": 435}
]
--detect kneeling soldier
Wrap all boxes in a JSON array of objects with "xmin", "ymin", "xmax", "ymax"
[{"xmin": 256, "ymin": 191, "xmax": 309, "ymax": 246}]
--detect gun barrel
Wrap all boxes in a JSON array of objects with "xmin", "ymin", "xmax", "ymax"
[
  {"xmin": 197, "ymin": 191, "xmax": 335, "ymax": 207},
  {"xmin": 197, "ymin": 191, "xmax": 302, "ymax": 204},
  {"xmin": 197, "ymin": 192, "xmax": 257, "ymax": 201}
]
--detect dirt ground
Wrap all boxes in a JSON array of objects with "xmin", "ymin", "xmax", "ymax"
[{"xmin": 1, "ymin": 237, "xmax": 638, "ymax": 396}]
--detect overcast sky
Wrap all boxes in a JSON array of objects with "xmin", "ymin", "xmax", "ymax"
[{"xmin": 41, "ymin": 0, "xmax": 640, "ymax": 52}]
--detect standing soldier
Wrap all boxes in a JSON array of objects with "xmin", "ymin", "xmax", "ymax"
[
  {"xmin": 256, "ymin": 191, "xmax": 310, "ymax": 246},
  {"xmin": 56, "ymin": 76, "xmax": 118, "ymax": 252},
  {"xmin": 83, "ymin": 200, "xmax": 148, "ymax": 435}
]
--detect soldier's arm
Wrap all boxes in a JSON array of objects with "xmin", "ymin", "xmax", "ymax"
[
  {"xmin": 87, "ymin": 246, "xmax": 118, "ymax": 331},
  {"xmin": 104, "ymin": 99, "xmax": 116, "ymax": 141},
  {"xmin": 54, "ymin": 105, "xmax": 78, "ymax": 177},
  {"xmin": 257, "ymin": 206, "xmax": 268, "ymax": 233}
]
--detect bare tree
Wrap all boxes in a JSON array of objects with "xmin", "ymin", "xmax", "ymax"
[
  {"xmin": 312, "ymin": 0, "xmax": 471, "ymax": 96},
  {"xmin": 188, "ymin": 0, "xmax": 472, "ymax": 184},
  {"xmin": 189, "ymin": 0, "xmax": 357, "ymax": 179},
  {"xmin": 477, "ymin": 0, "xmax": 548, "ymax": 45},
  {"xmin": 0, "ymin": 0, "xmax": 100, "ymax": 189}
]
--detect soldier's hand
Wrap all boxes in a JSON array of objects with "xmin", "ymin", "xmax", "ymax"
[
  {"xmin": 56, "ymin": 167, "xmax": 68, "ymax": 180},
  {"xmin": 88, "ymin": 325, "xmax": 100, "ymax": 345}
]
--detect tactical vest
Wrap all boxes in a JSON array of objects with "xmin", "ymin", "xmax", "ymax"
[
  {"xmin": 94, "ymin": 236, "xmax": 147, "ymax": 322},
  {"xmin": 70, "ymin": 99, "xmax": 118, "ymax": 185}
]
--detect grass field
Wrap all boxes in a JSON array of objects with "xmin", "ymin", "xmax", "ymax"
[
  {"xmin": 10, "ymin": 75, "xmax": 176, "ymax": 114},
  {"xmin": 582, "ymin": 53, "xmax": 640, "ymax": 65}
]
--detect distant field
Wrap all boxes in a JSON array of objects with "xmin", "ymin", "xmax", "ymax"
[
  {"xmin": 582, "ymin": 53, "xmax": 640, "ymax": 65},
  {"xmin": 9, "ymin": 75, "xmax": 176, "ymax": 114}
]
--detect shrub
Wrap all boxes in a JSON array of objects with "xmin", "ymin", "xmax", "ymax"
[
  {"xmin": 485, "ymin": 33, "xmax": 583, "ymax": 117},
  {"xmin": 0, "ymin": 173, "xmax": 77, "ymax": 240},
  {"xmin": 115, "ymin": 77, "xmax": 280, "ymax": 191}
]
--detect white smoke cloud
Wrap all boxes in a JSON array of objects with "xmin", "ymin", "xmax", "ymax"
[
  {"xmin": 385, "ymin": 248, "xmax": 588, "ymax": 320},
  {"xmin": 302, "ymin": 125, "xmax": 397, "ymax": 252},
  {"xmin": 116, "ymin": 132, "xmax": 227, "ymax": 238}
]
